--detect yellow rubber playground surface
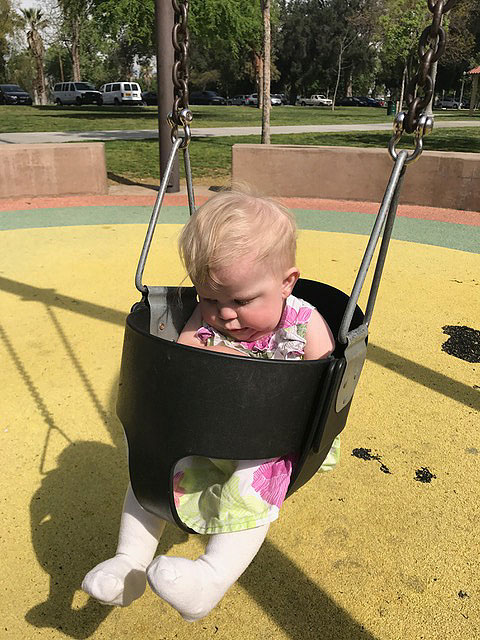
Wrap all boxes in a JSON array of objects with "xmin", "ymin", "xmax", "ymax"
[{"xmin": 1, "ymin": 192, "xmax": 479, "ymax": 639}]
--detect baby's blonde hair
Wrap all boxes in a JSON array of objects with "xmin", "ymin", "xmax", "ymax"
[{"xmin": 178, "ymin": 188, "xmax": 297, "ymax": 288}]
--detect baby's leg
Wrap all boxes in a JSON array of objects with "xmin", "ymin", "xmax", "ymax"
[
  {"xmin": 147, "ymin": 523, "xmax": 269, "ymax": 621},
  {"xmin": 82, "ymin": 484, "xmax": 166, "ymax": 606}
]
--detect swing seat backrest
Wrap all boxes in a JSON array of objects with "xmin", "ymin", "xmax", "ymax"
[{"xmin": 117, "ymin": 279, "xmax": 364, "ymax": 533}]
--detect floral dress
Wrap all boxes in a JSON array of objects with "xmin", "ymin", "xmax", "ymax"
[{"xmin": 173, "ymin": 295, "xmax": 340, "ymax": 534}]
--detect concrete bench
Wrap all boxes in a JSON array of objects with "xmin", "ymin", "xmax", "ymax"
[
  {"xmin": 0, "ymin": 143, "xmax": 108, "ymax": 198},
  {"xmin": 232, "ymin": 144, "xmax": 480, "ymax": 211}
]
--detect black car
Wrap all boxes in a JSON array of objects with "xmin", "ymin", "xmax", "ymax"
[
  {"xmin": 356, "ymin": 96, "xmax": 384, "ymax": 107},
  {"xmin": 142, "ymin": 91, "xmax": 157, "ymax": 105},
  {"xmin": 336, "ymin": 96, "xmax": 364, "ymax": 107},
  {"xmin": 0, "ymin": 84, "xmax": 33, "ymax": 105},
  {"xmin": 189, "ymin": 90, "xmax": 227, "ymax": 105}
]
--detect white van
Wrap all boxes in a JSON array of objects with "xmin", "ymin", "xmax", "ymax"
[
  {"xmin": 99, "ymin": 82, "xmax": 143, "ymax": 106},
  {"xmin": 53, "ymin": 82, "xmax": 103, "ymax": 106}
]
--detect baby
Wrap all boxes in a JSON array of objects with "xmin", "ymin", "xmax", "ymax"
[{"xmin": 82, "ymin": 188, "xmax": 337, "ymax": 621}]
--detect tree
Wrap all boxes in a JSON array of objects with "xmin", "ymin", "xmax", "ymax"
[
  {"xmin": 261, "ymin": 0, "xmax": 271, "ymax": 143},
  {"xmin": 91, "ymin": 0, "xmax": 156, "ymax": 73},
  {"xmin": 0, "ymin": 0, "xmax": 19, "ymax": 82},
  {"xmin": 378, "ymin": 0, "xmax": 430, "ymax": 110},
  {"xmin": 54, "ymin": 0, "xmax": 96, "ymax": 81},
  {"xmin": 325, "ymin": 0, "xmax": 381, "ymax": 109},
  {"xmin": 276, "ymin": 0, "xmax": 325, "ymax": 103},
  {"xmin": 276, "ymin": 0, "xmax": 380, "ymax": 104},
  {"xmin": 189, "ymin": 0, "xmax": 263, "ymax": 96},
  {"xmin": 435, "ymin": 0, "xmax": 480, "ymax": 100},
  {"xmin": 5, "ymin": 49, "xmax": 35, "ymax": 94},
  {"xmin": 21, "ymin": 8, "xmax": 48, "ymax": 104}
]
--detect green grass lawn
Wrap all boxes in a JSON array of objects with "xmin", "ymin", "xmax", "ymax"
[
  {"xmin": 104, "ymin": 127, "xmax": 480, "ymax": 186},
  {"xmin": 2, "ymin": 103, "xmax": 477, "ymax": 133},
  {"xmin": 1, "ymin": 104, "xmax": 390, "ymax": 132}
]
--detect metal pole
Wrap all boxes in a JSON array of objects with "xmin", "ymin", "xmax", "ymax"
[{"xmin": 154, "ymin": 0, "xmax": 179, "ymax": 193}]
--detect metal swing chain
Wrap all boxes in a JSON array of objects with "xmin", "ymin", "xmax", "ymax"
[
  {"xmin": 388, "ymin": 0, "xmax": 462, "ymax": 164},
  {"xmin": 168, "ymin": 0, "xmax": 193, "ymax": 148}
]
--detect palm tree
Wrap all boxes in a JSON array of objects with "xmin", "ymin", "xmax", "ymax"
[{"xmin": 21, "ymin": 8, "xmax": 48, "ymax": 105}]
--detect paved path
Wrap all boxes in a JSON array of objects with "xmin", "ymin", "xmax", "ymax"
[{"xmin": 1, "ymin": 119, "xmax": 479, "ymax": 144}]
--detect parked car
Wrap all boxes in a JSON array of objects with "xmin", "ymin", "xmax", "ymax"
[
  {"xmin": 0, "ymin": 84, "xmax": 33, "ymax": 105},
  {"xmin": 336, "ymin": 96, "xmax": 364, "ymax": 107},
  {"xmin": 436, "ymin": 96, "xmax": 461, "ymax": 109},
  {"xmin": 228, "ymin": 94, "xmax": 248, "ymax": 105},
  {"xmin": 272, "ymin": 93, "xmax": 288, "ymax": 105},
  {"xmin": 245, "ymin": 93, "xmax": 282, "ymax": 106},
  {"xmin": 53, "ymin": 82, "xmax": 103, "ymax": 106},
  {"xmin": 99, "ymin": 82, "xmax": 142, "ymax": 106},
  {"xmin": 358, "ymin": 96, "xmax": 385, "ymax": 108},
  {"xmin": 142, "ymin": 91, "xmax": 157, "ymax": 105},
  {"xmin": 296, "ymin": 94, "xmax": 333, "ymax": 106},
  {"xmin": 190, "ymin": 91, "xmax": 227, "ymax": 105}
]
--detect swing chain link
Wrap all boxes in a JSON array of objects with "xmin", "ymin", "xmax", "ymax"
[
  {"xmin": 388, "ymin": 0, "xmax": 461, "ymax": 163},
  {"xmin": 169, "ymin": 0, "xmax": 192, "ymax": 148}
]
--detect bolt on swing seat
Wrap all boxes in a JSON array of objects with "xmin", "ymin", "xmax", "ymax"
[{"xmin": 116, "ymin": 136, "xmax": 409, "ymax": 534}]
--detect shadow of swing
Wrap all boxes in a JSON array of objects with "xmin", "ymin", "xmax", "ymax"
[
  {"xmin": 0, "ymin": 274, "xmax": 477, "ymax": 412},
  {"xmin": 0, "ymin": 316, "xmax": 188, "ymax": 639},
  {"xmin": 2, "ymin": 273, "xmax": 477, "ymax": 637},
  {"xmin": 1, "ymin": 306, "xmax": 378, "ymax": 639}
]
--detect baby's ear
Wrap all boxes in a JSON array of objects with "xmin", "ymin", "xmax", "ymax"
[{"xmin": 282, "ymin": 267, "xmax": 300, "ymax": 298}]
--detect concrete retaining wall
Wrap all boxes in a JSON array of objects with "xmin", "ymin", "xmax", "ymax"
[
  {"xmin": 0, "ymin": 143, "xmax": 108, "ymax": 198},
  {"xmin": 232, "ymin": 144, "xmax": 480, "ymax": 211}
]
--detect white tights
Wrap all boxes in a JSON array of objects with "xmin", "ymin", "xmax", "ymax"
[{"xmin": 82, "ymin": 485, "xmax": 269, "ymax": 621}]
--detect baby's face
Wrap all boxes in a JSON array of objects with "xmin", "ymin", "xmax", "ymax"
[{"xmin": 195, "ymin": 255, "xmax": 298, "ymax": 342}]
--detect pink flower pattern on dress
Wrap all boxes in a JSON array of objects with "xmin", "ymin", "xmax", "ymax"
[
  {"xmin": 196, "ymin": 326, "xmax": 214, "ymax": 344},
  {"xmin": 282, "ymin": 304, "xmax": 312, "ymax": 328},
  {"xmin": 239, "ymin": 332, "xmax": 275, "ymax": 353},
  {"xmin": 251, "ymin": 456, "xmax": 295, "ymax": 507},
  {"xmin": 173, "ymin": 471, "xmax": 185, "ymax": 508}
]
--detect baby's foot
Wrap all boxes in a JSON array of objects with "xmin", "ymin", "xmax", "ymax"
[
  {"xmin": 147, "ymin": 555, "xmax": 228, "ymax": 622},
  {"xmin": 82, "ymin": 554, "xmax": 147, "ymax": 606}
]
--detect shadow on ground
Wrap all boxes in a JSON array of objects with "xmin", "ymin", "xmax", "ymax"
[
  {"xmin": 2, "ymin": 273, "xmax": 475, "ymax": 638},
  {"xmin": 107, "ymin": 171, "xmax": 158, "ymax": 191}
]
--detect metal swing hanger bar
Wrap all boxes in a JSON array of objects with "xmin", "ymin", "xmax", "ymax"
[
  {"xmin": 388, "ymin": 0, "xmax": 462, "ymax": 164},
  {"xmin": 135, "ymin": 0, "xmax": 195, "ymax": 295},
  {"xmin": 338, "ymin": 149, "xmax": 408, "ymax": 346}
]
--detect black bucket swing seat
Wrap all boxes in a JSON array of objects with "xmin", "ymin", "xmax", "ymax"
[{"xmin": 116, "ymin": 138, "xmax": 409, "ymax": 534}]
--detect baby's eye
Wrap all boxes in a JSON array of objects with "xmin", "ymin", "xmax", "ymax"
[
  {"xmin": 235, "ymin": 299, "xmax": 252, "ymax": 306},
  {"xmin": 202, "ymin": 297, "xmax": 216, "ymax": 304}
]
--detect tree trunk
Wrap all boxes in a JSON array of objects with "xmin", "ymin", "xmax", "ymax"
[
  {"xmin": 261, "ymin": 0, "xmax": 271, "ymax": 144},
  {"xmin": 27, "ymin": 31, "xmax": 47, "ymax": 105},
  {"xmin": 257, "ymin": 52, "xmax": 263, "ymax": 110},
  {"xmin": 346, "ymin": 67, "xmax": 353, "ymax": 97},
  {"xmin": 331, "ymin": 38, "xmax": 345, "ymax": 112},
  {"xmin": 469, "ymin": 75, "xmax": 479, "ymax": 116},
  {"xmin": 398, "ymin": 62, "xmax": 407, "ymax": 112},
  {"xmin": 35, "ymin": 56, "xmax": 47, "ymax": 104},
  {"xmin": 70, "ymin": 18, "xmax": 81, "ymax": 81},
  {"xmin": 425, "ymin": 60, "xmax": 437, "ymax": 116},
  {"xmin": 59, "ymin": 51, "xmax": 64, "ymax": 82}
]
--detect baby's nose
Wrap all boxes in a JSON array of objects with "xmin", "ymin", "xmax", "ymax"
[{"xmin": 217, "ymin": 304, "xmax": 237, "ymax": 321}]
